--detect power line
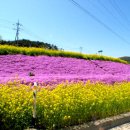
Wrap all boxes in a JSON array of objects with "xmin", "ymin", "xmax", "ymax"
[
  {"xmin": 22, "ymin": 26, "xmax": 44, "ymax": 41},
  {"xmin": 109, "ymin": 0, "xmax": 130, "ymax": 25},
  {"xmin": 0, "ymin": 24, "xmax": 12, "ymax": 30},
  {"xmin": 112, "ymin": 0, "xmax": 129, "ymax": 20},
  {"xmin": 0, "ymin": 18, "xmax": 14, "ymax": 30},
  {"xmin": 88, "ymin": 0, "xmax": 129, "ymax": 32},
  {"xmin": 68, "ymin": 0, "xmax": 130, "ymax": 45},
  {"xmin": 0, "ymin": 18, "xmax": 14, "ymax": 24},
  {"xmin": 98, "ymin": 0, "xmax": 130, "ymax": 31},
  {"xmin": 87, "ymin": 0, "xmax": 104, "ymax": 14}
]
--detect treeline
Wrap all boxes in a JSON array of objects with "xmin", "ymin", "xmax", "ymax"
[{"xmin": 0, "ymin": 39, "xmax": 59, "ymax": 50}]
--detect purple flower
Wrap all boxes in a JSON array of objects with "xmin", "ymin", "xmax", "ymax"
[{"xmin": 0, "ymin": 54, "xmax": 130, "ymax": 85}]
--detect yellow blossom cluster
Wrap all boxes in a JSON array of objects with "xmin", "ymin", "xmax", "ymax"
[
  {"xmin": 0, "ymin": 44, "xmax": 127, "ymax": 63},
  {"xmin": 1, "ymin": 81, "xmax": 130, "ymax": 129}
]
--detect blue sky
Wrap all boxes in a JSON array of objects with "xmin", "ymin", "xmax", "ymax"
[{"xmin": 0, "ymin": 0, "xmax": 130, "ymax": 57}]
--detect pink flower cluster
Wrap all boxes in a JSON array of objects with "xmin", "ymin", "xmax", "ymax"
[{"xmin": 0, "ymin": 54, "xmax": 130, "ymax": 84}]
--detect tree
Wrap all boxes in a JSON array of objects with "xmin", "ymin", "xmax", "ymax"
[{"xmin": 0, "ymin": 35, "xmax": 2, "ymax": 41}]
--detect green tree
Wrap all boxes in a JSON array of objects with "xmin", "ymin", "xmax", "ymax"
[{"xmin": 0, "ymin": 35, "xmax": 2, "ymax": 41}]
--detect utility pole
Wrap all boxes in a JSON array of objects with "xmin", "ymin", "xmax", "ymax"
[
  {"xmin": 80, "ymin": 47, "xmax": 83, "ymax": 54},
  {"xmin": 14, "ymin": 20, "xmax": 22, "ymax": 45}
]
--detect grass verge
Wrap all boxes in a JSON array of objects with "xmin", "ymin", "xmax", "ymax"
[{"xmin": 0, "ymin": 44, "xmax": 127, "ymax": 64}]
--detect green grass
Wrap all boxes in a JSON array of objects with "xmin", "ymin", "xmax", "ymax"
[
  {"xmin": 0, "ymin": 44, "xmax": 127, "ymax": 64},
  {"xmin": 120, "ymin": 56, "xmax": 130, "ymax": 64},
  {"xmin": 1, "ymin": 81, "xmax": 130, "ymax": 129}
]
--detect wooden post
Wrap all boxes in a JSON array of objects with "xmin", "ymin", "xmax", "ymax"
[{"xmin": 32, "ymin": 82, "xmax": 37, "ymax": 127}]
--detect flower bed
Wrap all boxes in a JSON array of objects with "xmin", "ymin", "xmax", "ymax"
[
  {"xmin": 1, "ymin": 81, "xmax": 130, "ymax": 129},
  {"xmin": 0, "ymin": 55, "xmax": 130, "ymax": 84}
]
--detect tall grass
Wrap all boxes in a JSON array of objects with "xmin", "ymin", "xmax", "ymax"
[
  {"xmin": 0, "ymin": 44, "xmax": 127, "ymax": 64},
  {"xmin": 1, "ymin": 81, "xmax": 130, "ymax": 129}
]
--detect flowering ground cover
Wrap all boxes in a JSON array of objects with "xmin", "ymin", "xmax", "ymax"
[
  {"xmin": 1, "ymin": 81, "xmax": 130, "ymax": 129},
  {"xmin": 0, "ymin": 54, "xmax": 130, "ymax": 84},
  {"xmin": 0, "ymin": 45, "xmax": 127, "ymax": 64}
]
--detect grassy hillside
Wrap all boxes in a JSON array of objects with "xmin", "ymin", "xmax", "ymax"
[
  {"xmin": 0, "ymin": 44, "xmax": 127, "ymax": 64},
  {"xmin": 120, "ymin": 56, "xmax": 130, "ymax": 64}
]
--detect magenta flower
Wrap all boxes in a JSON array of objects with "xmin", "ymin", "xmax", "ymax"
[{"xmin": 0, "ymin": 54, "xmax": 130, "ymax": 84}]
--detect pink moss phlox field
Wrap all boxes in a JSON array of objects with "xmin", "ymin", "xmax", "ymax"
[{"xmin": 0, "ymin": 54, "xmax": 130, "ymax": 84}]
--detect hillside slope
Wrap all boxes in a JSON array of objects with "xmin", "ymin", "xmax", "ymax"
[
  {"xmin": 0, "ymin": 55, "xmax": 130, "ymax": 84},
  {"xmin": 120, "ymin": 56, "xmax": 130, "ymax": 63},
  {"xmin": 0, "ymin": 45, "xmax": 127, "ymax": 64}
]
